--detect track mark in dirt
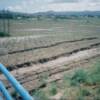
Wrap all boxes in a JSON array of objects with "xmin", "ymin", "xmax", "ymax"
[
  {"xmin": 4, "ymin": 37, "xmax": 98, "ymax": 55},
  {"xmin": 6, "ymin": 42, "xmax": 100, "ymax": 71},
  {"xmin": 4, "ymin": 54, "xmax": 100, "ymax": 93}
]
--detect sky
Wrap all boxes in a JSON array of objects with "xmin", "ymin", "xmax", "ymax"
[{"xmin": 0, "ymin": 0, "xmax": 100, "ymax": 13}]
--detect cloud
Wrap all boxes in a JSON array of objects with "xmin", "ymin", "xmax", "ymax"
[
  {"xmin": 6, "ymin": 0, "xmax": 100, "ymax": 13},
  {"xmin": 91, "ymin": 0, "xmax": 100, "ymax": 2},
  {"xmin": 41, "ymin": 2, "xmax": 100, "ymax": 12},
  {"xmin": 51, "ymin": 0, "xmax": 79, "ymax": 3},
  {"xmin": 51, "ymin": 0, "xmax": 100, "ymax": 3}
]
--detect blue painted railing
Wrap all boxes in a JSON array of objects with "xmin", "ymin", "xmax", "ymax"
[
  {"xmin": 0, "ymin": 63, "xmax": 34, "ymax": 100},
  {"xmin": 0, "ymin": 81, "xmax": 13, "ymax": 100},
  {"xmin": 0, "ymin": 96, "xmax": 3, "ymax": 100}
]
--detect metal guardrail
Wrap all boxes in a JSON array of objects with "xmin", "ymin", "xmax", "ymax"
[{"xmin": 0, "ymin": 63, "xmax": 34, "ymax": 100}]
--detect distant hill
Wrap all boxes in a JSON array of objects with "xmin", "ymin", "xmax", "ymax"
[
  {"xmin": 33, "ymin": 11, "xmax": 100, "ymax": 16},
  {"xmin": 0, "ymin": 10, "xmax": 100, "ymax": 19}
]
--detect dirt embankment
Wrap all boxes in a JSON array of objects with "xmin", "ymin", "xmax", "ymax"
[
  {"xmin": 0, "ymin": 48, "xmax": 100, "ymax": 93},
  {"xmin": 0, "ymin": 36, "xmax": 100, "ymax": 94},
  {"xmin": 0, "ymin": 37, "xmax": 100, "ymax": 68}
]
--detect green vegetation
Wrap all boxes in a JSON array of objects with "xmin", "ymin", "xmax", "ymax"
[
  {"xmin": 48, "ymin": 82, "xmax": 58, "ymax": 96},
  {"xmin": 96, "ymin": 88, "xmax": 100, "ymax": 94},
  {"xmin": 0, "ymin": 32, "xmax": 10, "ymax": 37},
  {"xmin": 70, "ymin": 69, "xmax": 88, "ymax": 86},
  {"xmin": 69, "ymin": 61, "xmax": 100, "ymax": 86},
  {"xmin": 32, "ymin": 61, "xmax": 100, "ymax": 99},
  {"xmin": 32, "ymin": 82, "xmax": 58, "ymax": 100},
  {"xmin": 12, "ymin": 91, "xmax": 19, "ymax": 98},
  {"xmin": 65, "ymin": 61, "xmax": 100, "ymax": 99},
  {"xmin": 33, "ymin": 90, "xmax": 49, "ymax": 100},
  {"xmin": 89, "ymin": 62, "xmax": 100, "ymax": 84},
  {"xmin": 80, "ymin": 88, "xmax": 91, "ymax": 96}
]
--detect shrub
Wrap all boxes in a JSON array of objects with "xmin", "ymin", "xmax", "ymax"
[
  {"xmin": 96, "ymin": 88, "xmax": 100, "ymax": 94},
  {"xmin": 33, "ymin": 90, "xmax": 49, "ymax": 100},
  {"xmin": 77, "ymin": 96, "xmax": 84, "ymax": 100},
  {"xmin": 0, "ymin": 32, "xmax": 10, "ymax": 37},
  {"xmin": 94, "ymin": 96, "xmax": 100, "ymax": 100},
  {"xmin": 77, "ymin": 88, "xmax": 91, "ymax": 100},
  {"xmin": 12, "ymin": 91, "xmax": 18, "ymax": 98},
  {"xmin": 49, "ymin": 83, "xmax": 57, "ymax": 96},
  {"xmin": 87, "ymin": 62, "xmax": 100, "ymax": 85},
  {"xmin": 80, "ymin": 88, "xmax": 91, "ymax": 96},
  {"xmin": 70, "ymin": 69, "xmax": 88, "ymax": 86}
]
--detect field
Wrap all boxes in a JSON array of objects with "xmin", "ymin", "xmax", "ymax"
[
  {"xmin": 0, "ymin": 18, "xmax": 100, "ymax": 99},
  {"xmin": 1, "ymin": 18, "xmax": 100, "ymax": 37}
]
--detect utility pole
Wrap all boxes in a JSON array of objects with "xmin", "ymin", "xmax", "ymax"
[
  {"xmin": 2, "ymin": 10, "xmax": 6, "ymax": 33},
  {"xmin": 7, "ymin": 10, "xmax": 10, "ymax": 34},
  {"xmin": 2, "ymin": 10, "xmax": 10, "ymax": 35}
]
